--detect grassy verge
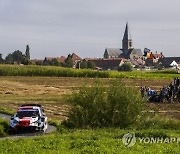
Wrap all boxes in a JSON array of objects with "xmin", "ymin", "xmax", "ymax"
[
  {"xmin": 0, "ymin": 107, "xmax": 15, "ymax": 115},
  {"xmin": 0, "ymin": 129, "xmax": 179, "ymax": 153},
  {"xmin": 0, "ymin": 65, "xmax": 179, "ymax": 79},
  {"xmin": 0, "ymin": 118, "xmax": 9, "ymax": 137}
]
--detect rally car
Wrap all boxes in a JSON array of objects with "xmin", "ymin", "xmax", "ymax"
[{"xmin": 10, "ymin": 104, "xmax": 48, "ymax": 133}]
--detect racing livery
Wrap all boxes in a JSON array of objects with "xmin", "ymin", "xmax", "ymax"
[{"xmin": 10, "ymin": 104, "xmax": 48, "ymax": 133}]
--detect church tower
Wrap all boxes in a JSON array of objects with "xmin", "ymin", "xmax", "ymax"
[{"xmin": 122, "ymin": 22, "xmax": 133, "ymax": 52}]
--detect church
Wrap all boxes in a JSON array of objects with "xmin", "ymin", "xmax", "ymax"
[{"xmin": 103, "ymin": 23, "xmax": 143, "ymax": 66}]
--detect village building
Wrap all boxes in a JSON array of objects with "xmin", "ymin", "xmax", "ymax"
[
  {"xmin": 87, "ymin": 58, "xmax": 129, "ymax": 70},
  {"xmin": 145, "ymin": 52, "xmax": 164, "ymax": 66},
  {"xmin": 44, "ymin": 56, "xmax": 66, "ymax": 63},
  {"xmin": 71, "ymin": 53, "xmax": 82, "ymax": 68},
  {"xmin": 103, "ymin": 22, "xmax": 143, "ymax": 67},
  {"xmin": 31, "ymin": 59, "xmax": 44, "ymax": 64},
  {"xmin": 158, "ymin": 57, "xmax": 180, "ymax": 68},
  {"xmin": 71, "ymin": 53, "xmax": 82, "ymax": 62}
]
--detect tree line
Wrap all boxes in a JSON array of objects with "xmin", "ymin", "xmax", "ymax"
[
  {"xmin": 40, "ymin": 54, "xmax": 96, "ymax": 69},
  {"xmin": 0, "ymin": 45, "xmax": 30, "ymax": 65},
  {"xmin": 0, "ymin": 46, "xmax": 96, "ymax": 69}
]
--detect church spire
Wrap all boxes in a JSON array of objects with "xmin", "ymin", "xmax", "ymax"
[{"xmin": 122, "ymin": 22, "xmax": 133, "ymax": 51}]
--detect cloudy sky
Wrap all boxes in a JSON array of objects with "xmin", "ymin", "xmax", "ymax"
[{"xmin": 0, "ymin": 0, "xmax": 180, "ymax": 59}]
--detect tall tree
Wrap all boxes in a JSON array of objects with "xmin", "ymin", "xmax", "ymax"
[
  {"xmin": 5, "ymin": 53, "xmax": 13, "ymax": 64},
  {"xmin": 12, "ymin": 50, "xmax": 23, "ymax": 64},
  {"xmin": 64, "ymin": 54, "xmax": 74, "ymax": 68},
  {"xmin": 25, "ymin": 45, "xmax": 30, "ymax": 60},
  {"xmin": 0, "ymin": 54, "xmax": 4, "ymax": 64},
  {"xmin": 21, "ymin": 55, "xmax": 29, "ymax": 65}
]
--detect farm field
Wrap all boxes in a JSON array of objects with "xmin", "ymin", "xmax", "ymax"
[
  {"xmin": 0, "ymin": 75, "xmax": 180, "ymax": 153},
  {"xmin": 0, "ymin": 65, "xmax": 179, "ymax": 79},
  {"xmin": 0, "ymin": 76, "xmax": 179, "ymax": 120}
]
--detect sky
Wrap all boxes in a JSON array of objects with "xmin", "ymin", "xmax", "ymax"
[{"xmin": 0, "ymin": 0, "xmax": 180, "ymax": 59}]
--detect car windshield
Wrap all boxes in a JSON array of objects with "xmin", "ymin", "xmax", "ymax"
[{"xmin": 16, "ymin": 110, "xmax": 39, "ymax": 118}]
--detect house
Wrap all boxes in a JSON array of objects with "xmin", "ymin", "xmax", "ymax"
[
  {"xmin": 44, "ymin": 56, "xmax": 66, "ymax": 63},
  {"xmin": 70, "ymin": 53, "xmax": 82, "ymax": 68},
  {"xmin": 103, "ymin": 22, "xmax": 142, "ymax": 66},
  {"xmin": 145, "ymin": 52, "xmax": 164, "ymax": 66},
  {"xmin": 158, "ymin": 57, "xmax": 180, "ymax": 68},
  {"xmin": 71, "ymin": 53, "xmax": 82, "ymax": 62},
  {"xmin": 87, "ymin": 58, "xmax": 129, "ymax": 70},
  {"xmin": 31, "ymin": 59, "xmax": 43, "ymax": 65}
]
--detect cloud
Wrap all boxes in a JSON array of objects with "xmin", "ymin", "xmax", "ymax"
[{"xmin": 0, "ymin": 0, "xmax": 180, "ymax": 58}]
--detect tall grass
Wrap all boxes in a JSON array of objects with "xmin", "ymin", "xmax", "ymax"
[
  {"xmin": 136, "ymin": 114, "xmax": 180, "ymax": 130},
  {"xmin": 0, "ymin": 65, "xmax": 110, "ymax": 78},
  {"xmin": 0, "ymin": 65, "xmax": 179, "ymax": 79},
  {"xmin": 0, "ymin": 118, "xmax": 9, "ymax": 137}
]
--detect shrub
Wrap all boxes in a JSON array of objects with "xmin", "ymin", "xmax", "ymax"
[
  {"xmin": 64, "ymin": 80, "xmax": 145, "ymax": 128},
  {"xmin": 87, "ymin": 61, "xmax": 96, "ymax": 69},
  {"xmin": 118, "ymin": 63, "xmax": 133, "ymax": 72},
  {"xmin": 79, "ymin": 61, "xmax": 87, "ymax": 69}
]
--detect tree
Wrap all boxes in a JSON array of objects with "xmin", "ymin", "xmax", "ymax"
[
  {"xmin": 64, "ymin": 54, "xmax": 74, "ymax": 68},
  {"xmin": 5, "ymin": 53, "xmax": 13, "ymax": 64},
  {"xmin": 0, "ymin": 54, "xmax": 4, "ymax": 64},
  {"xmin": 12, "ymin": 50, "xmax": 23, "ymax": 64},
  {"xmin": 118, "ymin": 63, "xmax": 133, "ymax": 71},
  {"xmin": 79, "ymin": 60, "xmax": 87, "ymax": 69},
  {"xmin": 87, "ymin": 61, "xmax": 96, "ymax": 69},
  {"xmin": 21, "ymin": 55, "xmax": 29, "ymax": 65},
  {"xmin": 25, "ymin": 45, "xmax": 30, "ymax": 60},
  {"xmin": 51, "ymin": 58, "xmax": 61, "ymax": 66}
]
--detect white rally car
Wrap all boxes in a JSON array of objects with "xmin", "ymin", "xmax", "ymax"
[{"xmin": 10, "ymin": 104, "xmax": 48, "ymax": 133}]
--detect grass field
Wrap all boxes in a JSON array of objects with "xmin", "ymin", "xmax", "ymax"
[
  {"xmin": 0, "ymin": 129, "xmax": 180, "ymax": 154},
  {"xmin": 0, "ymin": 76, "xmax": 179, "ymax": 121},
  {"xmin": 0, "ymin": 74, "xmax": 179, "ymax": 153}
]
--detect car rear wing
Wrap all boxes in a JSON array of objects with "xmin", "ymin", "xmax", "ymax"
[{"xmin": 21, "ymin": 104, "xmax": 42, "ymax": 107}]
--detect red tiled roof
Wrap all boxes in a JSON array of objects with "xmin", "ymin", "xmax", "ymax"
[
  {"xmin": 71, "ymin": 53, "xmax": 82, "ymax": 61},
  {"xmin": 56, "ymin": 56, "xmax": 66, "ymax": 63},
  {"xmin": 31, "ymin": 59, "xmax": 43, "ymax": 63},
  {"xmin": 152, "ymin": 53, "xmax": 164, "ymax": 58},
  {"xmin": 45, "ymin": 56, "xmax": 66, "ymax": 63}
]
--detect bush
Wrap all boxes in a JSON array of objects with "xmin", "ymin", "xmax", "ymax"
[
  {"xmin": 79, "ymin": 61, "xmax": 87, "ymax": 69},
  {"xmin": 118, "ymin": 63, "xmax": 133, "ymax": 71},
  {"xmin": 64, "ymin": 80, "xmax": 145, "ymax": 128},
  {"xmin": 87, "ymin": 61, "xmax": 96, "ymax": 69}
]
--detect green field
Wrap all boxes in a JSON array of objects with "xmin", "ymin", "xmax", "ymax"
[
  {"xmin": 0, "ymin": 129, "xmax": 180, "ymax": 154},
  {"xmin": 0, "ymin": 68, "xmax": 179, "ymax": 153},
  {"xmin": 0, "ymin": 64, "xmax": 179, "ymax": 79}
]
